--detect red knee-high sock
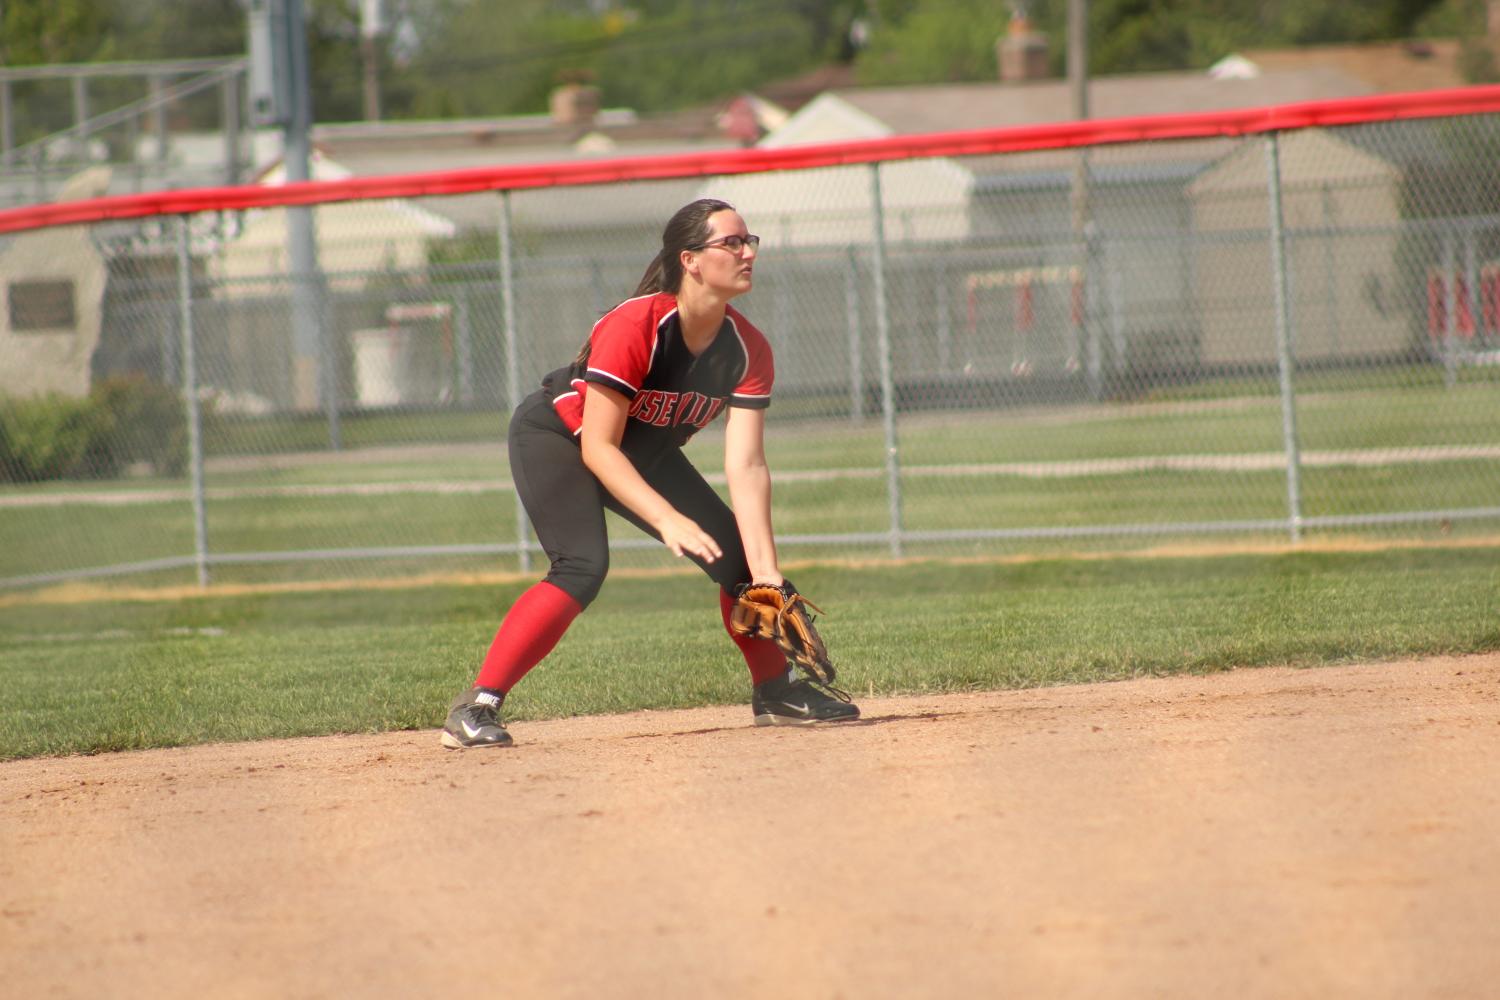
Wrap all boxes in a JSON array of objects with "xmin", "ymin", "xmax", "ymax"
[
  {"xmin": 475, "ymin": 581, "xmax": 584, "ymax": 693},
  {"xmin": 720, "ymin": 589, "xmax": 789, "ymax": 685}
]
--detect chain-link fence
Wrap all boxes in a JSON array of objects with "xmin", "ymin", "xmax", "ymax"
[{"xmin": 4, "ymin": 100, "xmax": 1500, "ymax": 590}]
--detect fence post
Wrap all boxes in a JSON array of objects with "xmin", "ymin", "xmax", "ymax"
[
  {"xmin": 1084, "ymin": 227, "xmax": 1103, "ymax": 399},
  {"xmin": 869, "ymin": 164, "xmax": 904, "ymax": 558},
  {"xmin": 0, "ymin": 79, "xmax": 12, "ymax": 167},
  {"xmin": 1465, "ymin": 220, "xmax": 1479, "ymax": 367},
  {"xmin": 1265, "ymin": 132, "xmax": 1304, "ymax": 543},
  {"xmin": 845, "ymin": 246, "xmax": 864, "ymax": 422},
  {"xmin": 935, "ymin": 255, "xmax": 951, "ymax": 376},
  {"xmin": 177, "ymin": 215, "xmax": 211, "ymax": 588},
  {"xmin": 455, "ymin": 285, "xmax": 474, "ymax": 406},
  {"xmin": 1442, "ymin": 228, "xmax": 1457, "ymax": 388},
  {"xmin": 499, "ymin": 190, "xmax": 531, "ymax": 572}
]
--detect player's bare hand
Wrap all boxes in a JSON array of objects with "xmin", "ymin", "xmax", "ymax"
[{"xmin": 657, "ymin": 512, "xmax": 722, "ymax": 563}]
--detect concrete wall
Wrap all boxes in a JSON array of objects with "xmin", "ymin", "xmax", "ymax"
[{"xmin": 0, "ymin": 226, "xmax": 107, "ymax": 398}]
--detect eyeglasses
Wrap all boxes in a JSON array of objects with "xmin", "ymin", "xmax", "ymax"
[{"xmin": 692, "ymin": 233, "xmax": 760, "ymax": 255}]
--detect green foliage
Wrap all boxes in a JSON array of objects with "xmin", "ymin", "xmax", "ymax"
[
  {"xmin": 88, "ymin": 374, "xmax": 189, "ymax": 477},
  {"xmin": 0, "ymin": 0, "xmax": 1487, "ymax": 128},
  {"xmin": 855, "ymin": 0, "xmax": 1481, "ymax": 83},
  {"xmin": 1413, "ymin": 0, "xmax": 1488, "ymax": 39},
  {"xmin": 856, "ymin": 0, "xmax": 1007, "ymax": 84},
  {"xmin": 0, "ymin": 392, "xmax": 115, "ymax": 483},
  {"xmin": 0, "ymin": 0, "xmax": 116, "ymax": 66},
  {"xmin": 391, "ymin": 0, "xmax": 836, "ymax": 118},
  {"xmin": 0, "ymin": 378, "xmax": 187, "ymax": 483},
  {"xmin": 1459, "ymin": 35, "xmax": 1500, "ymax": 81},
  {"xmin": 107, "ymin": 0, "xmax": 244, "ymax": 61}
]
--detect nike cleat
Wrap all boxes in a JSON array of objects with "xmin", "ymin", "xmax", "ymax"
[
  {"xmin": 752, "ymin": 672, "xmax": 861, "ymax": 727},
  {"xmin": 441, "ymin": 687, "xmax": 514, "ymax": 749}
]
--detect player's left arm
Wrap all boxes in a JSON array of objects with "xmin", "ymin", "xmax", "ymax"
[{"xmin": 724, "ymin": 404, "xmax": 781, "ymax": 587}]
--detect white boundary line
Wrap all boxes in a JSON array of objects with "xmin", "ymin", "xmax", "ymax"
[{"xmin": 5, "ymin": 443, "xmax": 1499, "ymax": 508}]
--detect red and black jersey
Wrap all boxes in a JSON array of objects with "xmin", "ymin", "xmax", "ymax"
[{"xmin": 542, "ymin": 291, "xmax": 774, "ymax": 461}]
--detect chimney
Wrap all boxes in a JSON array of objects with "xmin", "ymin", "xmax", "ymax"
[
  {"xmin": 998, "ymin": 7, "xmax": 1050, "ymax": 82},
  {"xmin": 550, "ymin": 82, "xmax": 601, "ymax": 127}
]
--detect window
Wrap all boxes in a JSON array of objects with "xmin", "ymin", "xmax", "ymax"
[{"xmin": 8, "ymin": 280, "xmax": 76, "ymax": 332}]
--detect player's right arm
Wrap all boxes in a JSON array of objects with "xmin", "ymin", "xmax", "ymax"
[{"xmin": 579, "ymin": 385, "xmax": 722, "ymax": 563}]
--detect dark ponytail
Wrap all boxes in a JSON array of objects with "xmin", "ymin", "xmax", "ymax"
[
  {"xmin": 574, "ymin": 198, "xmax": 735, "ymax": 367},
  {"xmin": 631, "ymin": 248, "xmax": 672, "ymax": 298}
]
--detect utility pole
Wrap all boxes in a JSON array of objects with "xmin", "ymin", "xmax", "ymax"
[
  {"xmin": 249, "ymin": 0, "xmax": 335, "ymax": 434},
  {"xmin": 1068, "ymin": 0, "xmax": 1099, "ymax": 396},
  {"xmin": 360, "ymin": 0, "xmax": 383, "ymax": 121},
  {"xmin": 1067, "ymin": 0, "xmax": 1090, "ymax": 229}
]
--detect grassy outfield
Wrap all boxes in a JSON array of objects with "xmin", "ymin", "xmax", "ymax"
[
  {"xmin": 2, "ymin": 546, "xmax": 1497, "ymax": 760},
  {"xmin": 4, "ymin": 377, "xmax": 1499, "ymax": 583},
  {"xmin": 6, "ymin": 458, "xmax": 1499, "ymax": 585}
]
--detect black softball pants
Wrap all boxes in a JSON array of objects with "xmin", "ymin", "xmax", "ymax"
[{"xmin": 508, "ymin": 391, "xmax": 752, "ymax": 608}]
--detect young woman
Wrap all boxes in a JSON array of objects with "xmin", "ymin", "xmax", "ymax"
[{"xmin": 442, "ymin": 198, "xmax": 861, "ymax": 749}]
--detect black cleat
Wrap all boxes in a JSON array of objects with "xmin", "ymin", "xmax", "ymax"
[
  {"xmin": 441, "ymin": 687, "xmax": 514, "ymax": 749},
  {"xmin": 752, "ymin": 672, "xmax": 860, "ymax": 727}
]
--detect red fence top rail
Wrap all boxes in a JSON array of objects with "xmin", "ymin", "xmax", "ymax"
[{"xmin": 4, "ymin": 84, "xmax": 1500, "ymax": 236}]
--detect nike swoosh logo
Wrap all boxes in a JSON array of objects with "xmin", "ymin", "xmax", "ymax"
[
  {"xmin": 462, "ymin": 720, "xmax": 485, "ymax": 738},
  {"xmin": 784, "ymin": 702, "xmax": 811, "ymax": 716}
]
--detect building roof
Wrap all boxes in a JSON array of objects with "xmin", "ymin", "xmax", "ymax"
[
  {"xmin": 827, "ymin": 66, "xmax": 1376, "ymax": 137},
  {"xmin": 760, "ymin": 67, "xmax": 1382, "ymax": 185},
  {"xmin": 309, "ymin": 103, "xmax": 740, "ymax": 176},
  {"xmin": 1239, "ymin": 39, "xmax": 1468, "ymax": 94}
]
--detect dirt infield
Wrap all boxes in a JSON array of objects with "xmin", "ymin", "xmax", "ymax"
[{"xmin": 3, "ymin": 654, "xmax": 1498, "ymax": 999}]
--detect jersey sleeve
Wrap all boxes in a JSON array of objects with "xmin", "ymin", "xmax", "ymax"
[
  {"xmin": 582, "ymin": 295, "xmax": 658, "ymax": 398},
  {"xmin": 729, "ymin": 312, "xmax": 774, "ymax": 409}
]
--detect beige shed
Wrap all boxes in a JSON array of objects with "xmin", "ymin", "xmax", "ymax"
[
  {"xmin": 0, "ymin": 170, "xmax": 111, "ymax": 398},
  {"xmin": 1188, "ymin": 130, "xmax": 1406, "ymax": 367}
]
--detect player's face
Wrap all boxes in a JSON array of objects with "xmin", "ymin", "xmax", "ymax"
[{"xmin": 691, "ymin": 210, "xmax": 757, "ymax": 297}]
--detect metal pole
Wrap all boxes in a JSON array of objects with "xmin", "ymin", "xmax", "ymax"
[
  {"xmin": 72, "ymin": 76, "xmax": 90, "ymax": 148},
  {"xmin": 318, "ymin": 268, "xmax": 340, "ymax": 451},
  {"xmin": 935, "ymin": 255, "xmax": 951, "ymax": 376},
  {"xmin": 1, "ymin": 81, "xmax": 13, "ymax": 167},
  {"xmin": 281, "ymin": 0, "xmax": 335, "ymax": 443},
  {"xmin": 1068, "ymin": 0, "xmax": 1089, "ymax": 123},
  {"xmin": 499, "ymin": 191, "xmax": 530, "ymax": 572},
  {"xmin": 1321, "ymin": 183, "xmax": 1340, "ymax": 356},
  {"xmin": 221, "ymin": 70, "xmax": 242, "ymax": 185},
  {"xmin": 128, "ymin": 113, "xmax": 143, "ymax": 192},
  {"xmin": 360, "ymin": 33, "xmax": 382, "ymax": 122},
  {"xmin": 869, "ymin": 164, "xmax": 904, "ymax": 558},
  {"xmin": 845, "ymin": 246, "xmax": 864, "ymax": 423},
  {"xmin": 456, "ymin": 286, "xmax": 474, "ymax": 406},
  {"xmin": 1068, "ymin": 0, "xmax": 1097, "ymax": 397},
  {"xmin": 1265, "ymin": 132, "xmax": 1303, "ymax": 543},
  {"xmin": 151, "ymin": 75, "xmax": 169, "ymax": 166},
  {"xmin": 1464, "ymin": 222, "xmax": 1478, "ymax": 372},
  {"xmin": 1442, "ymin": 229, "xmax": 1457, "ymax": 387},
  {"xmin": 775, "ymin": 270, "xmax": 793, "ymax": 380},
  {"xmin": 1106, "ymin": 250, "xmax": 1126, "ymax": 374},
  {"xmin": 178, "ymin": 216, "xmax": 211, "ymax": 588}
]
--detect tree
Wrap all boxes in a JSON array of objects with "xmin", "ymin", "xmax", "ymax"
[
  {"xmin": 0, "ymin": 0, "xmax": 116, "ymax": 66},
  {"xmin": 107, "ymin": 0, "xmax": 245, "ymax": 62},
  {"xmin": 852, "ymin": 0, "xmax": 1488, "ymax": 84},
  {"xmin": 382, "ymin": 0, "xmax": 833, "ymax": 119},
  {"xmin": 855, "ymin": 0, "xmax": 1006, "ymax": 84}
]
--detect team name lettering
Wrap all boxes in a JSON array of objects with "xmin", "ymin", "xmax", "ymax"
[{"xmin": 628, "ymin": 390, "xmax": 723, "ymax": 430}]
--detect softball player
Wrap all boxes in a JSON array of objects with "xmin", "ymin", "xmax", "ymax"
[{"xmin": 443, "ymin": 198, "xmax": 861, "ymax": 748}]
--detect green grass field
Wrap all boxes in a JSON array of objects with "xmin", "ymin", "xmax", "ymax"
[
  {"xmin": 4, "ymin": 378, "xmax": 1499, "ymax": 586},
  {"xmin": 3, "ymin": 545, "xmax": 1497, "ymax": 761}
]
